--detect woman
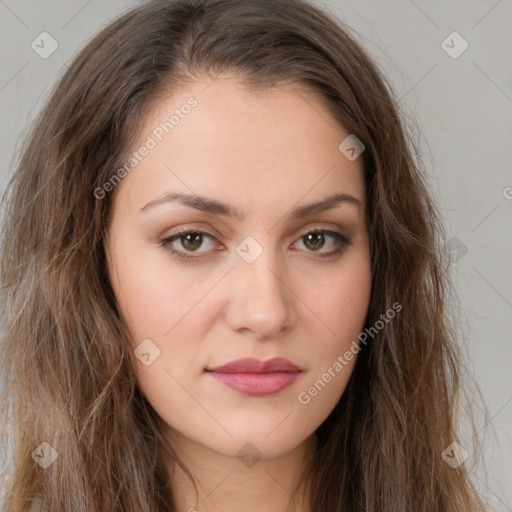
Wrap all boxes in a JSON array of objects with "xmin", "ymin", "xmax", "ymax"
[{"xmin": 0, "ymin": 0, "xmax": 486, "ymax": 510}]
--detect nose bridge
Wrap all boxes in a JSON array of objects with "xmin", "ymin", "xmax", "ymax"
[
  {"xmin": 239, "ymin": 242, "xmax": 282, "ymax": 295},
  {"xmin": 226, "ymin": 235, "xmax": 296, "ymax": 337}
]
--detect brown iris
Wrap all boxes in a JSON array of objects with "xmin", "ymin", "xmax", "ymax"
[
  {"xmin": 303, "ymin": 231, "xmax": 325, "ymax": 251},
  {"xmin": 181, "ymin": 233, "xmax": 203, "ymax": 251}
]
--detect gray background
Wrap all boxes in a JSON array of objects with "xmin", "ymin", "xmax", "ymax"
[{"xmin": 1, "ymin": 0, "xmax": 511, "ymax": 509}]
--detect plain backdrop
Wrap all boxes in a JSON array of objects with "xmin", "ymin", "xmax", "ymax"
[{"xmin": 0, "ymin": 0, "xmax": 511, "ymax": 509}]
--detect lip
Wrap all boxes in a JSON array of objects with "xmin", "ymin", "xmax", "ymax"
[
  {"xmin": 206, "ymin": 357, "xmax": 302, "ymax": 397},
  {"xmin": 207, "ymin": 357, "xmax": 301, "ymax": 373}
]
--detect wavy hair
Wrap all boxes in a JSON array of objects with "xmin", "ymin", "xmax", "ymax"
[{"xmin": 0, "ymin": 0, "xmax": 486, "ymax": 510}]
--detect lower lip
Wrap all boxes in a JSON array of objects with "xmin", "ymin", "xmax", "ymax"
[{"xmin": 207, "ymin": 371, "xmax": 301, "ymax": 397}]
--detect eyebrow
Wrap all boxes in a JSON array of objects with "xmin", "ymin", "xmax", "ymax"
[{"xmin": 140, "ymin": 191, "xmax": 362, "ymax": 220}]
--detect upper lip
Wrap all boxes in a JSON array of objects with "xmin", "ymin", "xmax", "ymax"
[{"xmin": 206, "ymin": 357, "xmax": 302, "ymax": 373}]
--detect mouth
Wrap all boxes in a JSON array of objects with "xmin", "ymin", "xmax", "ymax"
[{"xmin": 205, "ymin": 357, "xmax": 302, "ymax": 397}]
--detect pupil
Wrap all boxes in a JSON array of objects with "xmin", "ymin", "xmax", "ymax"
[{"xmin": 305, "ymin": 232, "xmax": 324, "ymax": 251}]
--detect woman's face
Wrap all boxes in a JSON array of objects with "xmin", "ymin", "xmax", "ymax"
[{"xmin": 105, "ymin": 76, "xmax": 372, "ymax": 461}]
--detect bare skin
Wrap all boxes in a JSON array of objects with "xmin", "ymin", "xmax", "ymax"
[{"xmin": 105, "ymin": 75, "xmax": 372, "ymax": 512}]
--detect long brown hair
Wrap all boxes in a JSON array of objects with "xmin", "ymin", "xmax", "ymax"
[{"xmin": 0, "ymin": 0, "xmax": 486, "ymax": 510}]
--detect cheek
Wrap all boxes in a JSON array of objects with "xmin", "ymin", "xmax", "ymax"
[
  {"xmin": 329, "ymin": 268, "xmax": 372, "ymax": 340},
  {"xmin": 300, "ymin": 254, "xmax": 372, "ymax": 347},
  {"xmin": 108, "ymin": 241, "xmax": 219, "ymax": 345},
  {"xmin": 294, "ymin": 256, "xmax": 371, "ymax": 393}
]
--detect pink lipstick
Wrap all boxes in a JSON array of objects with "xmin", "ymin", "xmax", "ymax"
[{"xmin": 206, "ymin": 357, "xmax": 302, "ymax": 397}]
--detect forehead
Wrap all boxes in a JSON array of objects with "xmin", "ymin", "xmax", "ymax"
[{"xmin": 113, "ymin": 75, "xmax": 366, "ymax": 216}]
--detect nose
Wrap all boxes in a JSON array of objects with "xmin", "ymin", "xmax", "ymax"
[{"xmin": 224, "ymin": 242, "xmax": 297, "ymax": 340}]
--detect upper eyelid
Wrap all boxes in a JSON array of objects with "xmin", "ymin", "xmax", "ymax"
[
  {"xmin": 165, "ymin": 224, "xmax": 222, "ymax": 242},
  {"xmin": 164, "ymin": 221, "xmax": 347, "ymax": 239}
]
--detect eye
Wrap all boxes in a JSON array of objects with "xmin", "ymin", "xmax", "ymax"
[
  {"xmin": 160, "ymin": 230, "xmax": 220, "ymax": 260},
  {"xmin": 160, "ymin": 228, "xmax": 351, "ymax": 261},
  {"xmin": 291, "ymin": 229, "xmax": 350, "ymax": 258}
]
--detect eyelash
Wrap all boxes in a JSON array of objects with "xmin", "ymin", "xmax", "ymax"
[{"xmin": 159, "ymin": 227, "xmax": 351, "ymax": 261}]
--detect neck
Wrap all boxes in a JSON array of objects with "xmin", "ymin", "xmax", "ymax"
[{"xmin": 164, "ymin": 430, "xmax": 317, "ymax": 512}]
